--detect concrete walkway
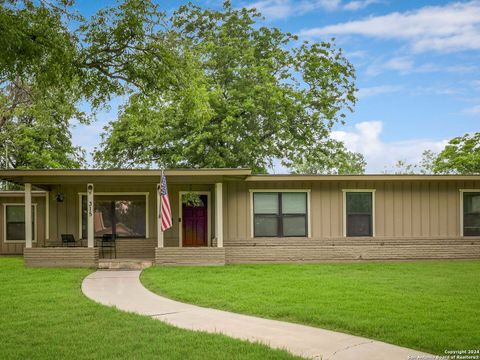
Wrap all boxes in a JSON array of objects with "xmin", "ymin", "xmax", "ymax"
[{"xmin": 82, "ymin": 270, "xmax": 430, "ymax": 360}]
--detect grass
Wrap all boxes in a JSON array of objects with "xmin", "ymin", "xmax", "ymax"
[
  {"xmin": 141, "ymin": 261, "xmax": 480, "ymax": 355},
  {"xmin": 0, "ymin": 257, "xmax": 298, "ymax": 360}
]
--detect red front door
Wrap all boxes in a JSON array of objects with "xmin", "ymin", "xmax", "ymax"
[{"xmin": 182, "ymin": 195, "xmax": 208, "ymax": 247}]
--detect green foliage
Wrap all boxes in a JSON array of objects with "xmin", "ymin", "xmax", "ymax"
[
  {"xmin": 291, "ymin": 141, "xmax": 365, "ymax": 174},
  {"xmin": 393, "ymin": 133, "xmax": 480, "ymax": 175},
  {"xmin": 2, "ymin": 0, "xmax": 357, "ymax": 172},
  {"xmin": 432, "ymin": 133, "xmax": 480, "ymax": 174},
  {"xmin": 393, "ymin": 150, "xmax": 436, "ymax": 174},
  {"xmin": 95, "ymin": 1, "xmax": 357, "ymax": 173},
  {"xmin": 0, "ymin": 0, "xmax": 85, "ymax": 168},
  {"xmin": 181, "ymin": 192, "xmax": 204, "ymax": 207},
  {"xmin": 0, "ymin": 0, "xmax": 186, "ymax": 169}
]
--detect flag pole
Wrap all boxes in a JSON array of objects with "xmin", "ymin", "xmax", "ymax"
[{"xmin": 157, "ymin": 166, "xmax": 164, "ymax": 248}]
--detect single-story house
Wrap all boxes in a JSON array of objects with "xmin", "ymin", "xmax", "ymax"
[{"xmin": 0, "ymin": 169, "xmax": 479, "ymax": 267}]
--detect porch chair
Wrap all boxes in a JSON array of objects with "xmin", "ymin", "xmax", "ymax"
[
  {"xmin": 100, "ymin": 233, "xmax": 117, "ymax": 259},
  {"xmin": 61, "ymin": 234, "xmax": 77, "ymax": 247}
]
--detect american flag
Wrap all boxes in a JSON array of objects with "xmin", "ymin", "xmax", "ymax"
[{"xmin": 159, "ymin": 174, "xmax": 172, "ymax": 231}]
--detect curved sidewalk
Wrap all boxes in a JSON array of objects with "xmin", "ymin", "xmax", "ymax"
[{"xmin": 82, "ymin": 270, "xmax": 430, "ymax": 360}]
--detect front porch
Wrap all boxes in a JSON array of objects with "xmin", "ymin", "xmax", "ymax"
[{"xmin": 0, "ymin": 169, "xmax": 250, "ymax": 267}]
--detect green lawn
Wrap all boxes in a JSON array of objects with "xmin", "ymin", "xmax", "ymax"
[
  {"xmin": 141, "ymin": 261, "xmax": 480, "ymax": 355},
  {"xmin": 0, "ymin": 257, "xmax": 298, "ymax": 360}
]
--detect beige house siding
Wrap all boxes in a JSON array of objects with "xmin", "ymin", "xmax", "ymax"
[
  {"xmin": 223, "ymin": 180, "xmax": 480, "ymax": 245},
  {"xmin": 0, "ymin": 195, "xmax": 46, "ymax": 254},
  {"xmin": 1, "ymin": 177, "xmax": 480, "ymax": 261},
  {"xmin": 20, "ymin": 183, "xmax": 215, "ymax": 254}
]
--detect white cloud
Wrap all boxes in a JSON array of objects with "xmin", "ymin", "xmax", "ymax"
[
  {"xmin": 365, "ymin": 56, "xmax": 478, "ymax": 76},
  {"xmin": 365, "ymin": 56, "xmax": 414, "ymax": 76},
  {"xmin": 331, "ymin": 121, "xmax": 447, "ymax": 173},
  {"xmin": 346, "ymin": 50, "xmax": 367, "ymax": 58},
  {"xmin": 343, "ymin": 0, "xmax": 380, "ymax": 11},
  {"xmin": 248, "ymin": 0, "xmax": 341, "ymax": 19},
  {"xmin": 248, "ymin": 0, "xmax": 292, "ymax": 19},
  {"xmin": 463, "ymin": 105, "xmax": 480, "ymax": 114},
  {"xmin": 247, "ymin": 0, "xmax": 378, "ymax": 20},
  {"xmin": 411, "ymin": 86, "xmax": 460, "ymax": 96},
  {"xmin": 300, "ymin": 1, "xmax": 480, "ymax": 52},
  {"xmin": 357, "ymin": 85, "xmax": 402, "ymax": 98},
  {"xmin": 271, "ymin": 121, "xmax": 448, "ymax": 174},
  {"xmin": 470, "ymin": 80, "xmax": 480, "ymax": 89}
]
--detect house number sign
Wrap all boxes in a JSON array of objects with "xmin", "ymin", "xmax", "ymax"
[{"xmin": 88, "ymin": 200, "xmax": 93, "ymax": 217}]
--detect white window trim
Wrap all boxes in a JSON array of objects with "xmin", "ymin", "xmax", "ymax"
[
  {"xmin": 178, "ymin": 191, "xmax": 212, "ymax": 247},
  {"xmin": 78, "ymin": 192, "xmax": 150, "ymax": 239},
  {"xmin": 249, "ymin": 189, "xmax": 311, "ymax": 238},
  {"xmin": 0, "ymin": 192, "xmax": 49, "ymax": 240},
  {"xmin": 459, "ymin": 189, "xmax": 480, "ymax": 237},
  {"xmin": 3, "ymin": 203, "xmax": 38, "ymax": 243},
  {"xmin": 342, "ymin": 189, "xmax": 376, "ymax": 237}
]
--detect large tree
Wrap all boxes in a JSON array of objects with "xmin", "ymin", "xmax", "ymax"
[
  {"xmin": 95, "ymin": 1, "xmax": 359, "ymax": 173},
  {"xmin": 393, "ymin": 133, "xmax": 480, "ymax": 175},
  {"xmin": 291, "ymin": 144, "xmax": 366, "ymax": 174},
  {"xmin": 432, "ymin": 133, "xmax": 480, "ymax": 174},
  {"xmin": 0, "ymin": 0, "xmax": 186, "ymax": 168},
  {"xmin": 1, "ymin": 0, "xmax": 84, "ymax": 168}
]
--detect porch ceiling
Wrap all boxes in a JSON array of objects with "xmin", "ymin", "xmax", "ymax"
[{"xmin": 0, "ymin": 168, "xmax": 251, "ymax": 188}]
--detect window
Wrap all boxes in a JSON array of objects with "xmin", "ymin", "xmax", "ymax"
[
  {"xmin": 4, "ymin": 204, "xmax": 36, "ymax": 242},
  {"xmin": 463, "ymin": 192, "xmax": 480, "ymax": 236},
  {"xmin": 344, "ymin": 191, "xmax": 374, "ymax": 237},
  {"xmin": 253, "ymin": 192, "xmax": 308, "ymax": 237},
  {"xmin": 81, "ymin": 195, "xmax": 146, "ymax": 239}
]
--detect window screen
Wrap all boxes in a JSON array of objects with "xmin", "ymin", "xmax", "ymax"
[
  {"xmin": 253, "ymin": 192, "xmax": 308, "ymax": 237},
  {"xmin": 463, "ymin": 192, "xmax": 480, "ymax": 236},
  {"xmin": 82, "ymin": 195, "xmax": 146, "ymax": 239},
  {"xmin": 346, "ymin": 192, "xmax": 373, "ymax": 237},
  {"xmin": 5, "ymin": 205, "xmax": 35, "ymax": 241}
]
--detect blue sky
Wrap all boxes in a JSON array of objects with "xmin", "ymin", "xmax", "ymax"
[{"xmin": 71, "ymin": 0, "xmax": 480, "ymax": 172}]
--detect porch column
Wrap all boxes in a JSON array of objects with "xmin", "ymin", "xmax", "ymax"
[
  {"xmin": 87, "ymin": 183, "xmax": 94, "ymax": 248},
  {"xmin": 215, "ymin": 182, "xmax": 223, "ymax": 248},
  {"xmin": 157, "ymin": 183, "xmax": 164, "ymax": 247},
  {"xmin": 24, "ymin": 183, "xmax": 32, "ymax": 248},
  {"xmin": 45, "ymin": 191, "xmax": 50, "ymax": 242}
]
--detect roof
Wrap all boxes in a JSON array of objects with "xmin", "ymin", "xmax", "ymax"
[
  {"xmin": 0, "ymin": 169, "xmax": 479, "ymax": 186},
  {"xmin": 245, "ymin": 174, "xmax": 480, "ymax": 181},
  {"xmin": 0, "ymin": 168, "xmax": 252, "ymax": 186}
]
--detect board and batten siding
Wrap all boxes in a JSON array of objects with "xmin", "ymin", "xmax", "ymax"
[
  {"xmin": 0, "ymin": 195, "xmax": 46, "ymax": 255},
  {"xmin": 42, "ymin": 183, "xmax": 215, "ymax": 258},
  {"xmin": 221, "ymin": 180, "xmax": 480, "ymax": 263},
  {"xmin": 222, "ymin": 180, "xmax": 480, "ymax": 243},
  {"xmin": 2, "ymin": 179, "xmax": 480, "ymax": 261}
]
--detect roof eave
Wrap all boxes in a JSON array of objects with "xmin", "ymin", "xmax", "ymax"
[{"xmin": 245, "ymin": 174, "xmax": 480, "ymax": 181}]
